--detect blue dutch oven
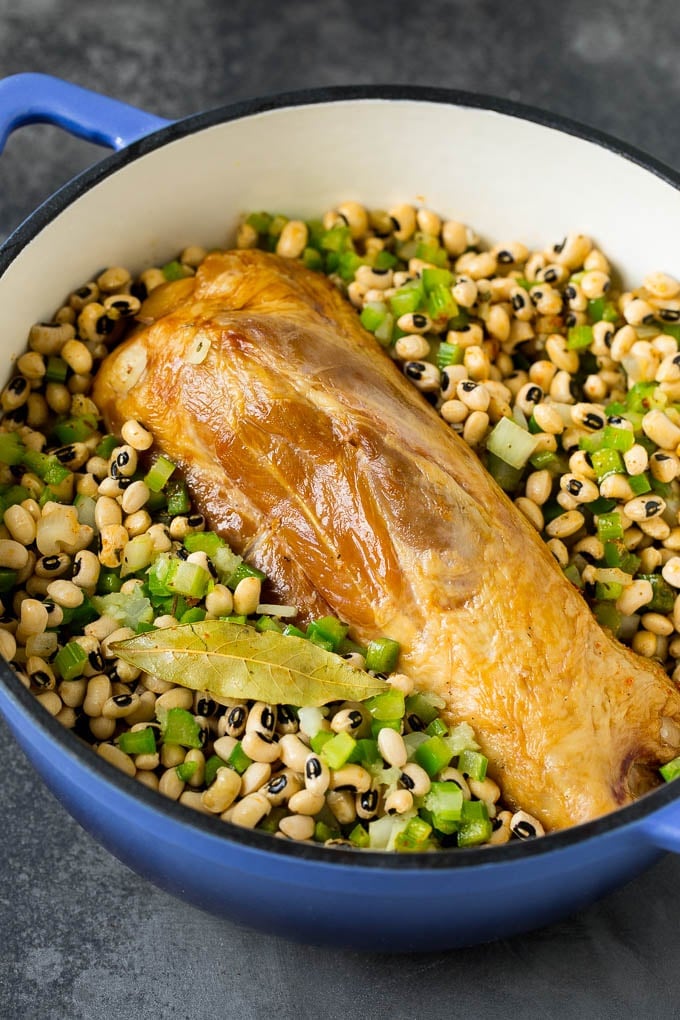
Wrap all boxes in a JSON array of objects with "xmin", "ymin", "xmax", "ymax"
[{"xmin": 1, "ymin": 73, "xmax": 680, "ymax": 952}]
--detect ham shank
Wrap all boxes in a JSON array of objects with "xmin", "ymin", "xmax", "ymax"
[{"xmin": 93, "ymin": 248, "xmax": 680, "ymax": 831}]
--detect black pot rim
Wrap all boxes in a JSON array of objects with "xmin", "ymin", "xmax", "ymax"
[{"xmin": 2, "ymin": 81, "xmax": 680, "ymax": 872}]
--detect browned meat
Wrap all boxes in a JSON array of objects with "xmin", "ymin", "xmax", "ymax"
[{"xmin": 92, "ymin": 249, "xmax": 680, "ymax": 831}]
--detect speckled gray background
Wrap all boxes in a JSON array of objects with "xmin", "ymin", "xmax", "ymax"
[{"xmin": 2, "ymin": 1, "xmax": 680, "ymax": 1017}]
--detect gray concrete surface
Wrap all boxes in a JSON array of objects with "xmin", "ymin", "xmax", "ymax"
[{"xmin": 2, "ymin": 1, "xmax": 680, "ymax": 1016}]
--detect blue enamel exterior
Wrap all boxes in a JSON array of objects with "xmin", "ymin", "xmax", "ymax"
[{"xmin": 2, "ymin": 74, "xmax": 680, "ymax": 950}]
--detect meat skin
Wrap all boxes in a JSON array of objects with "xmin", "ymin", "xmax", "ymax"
[{"xmin": 93, "ymin": 249, "xmax": 680, "ymax": 831}]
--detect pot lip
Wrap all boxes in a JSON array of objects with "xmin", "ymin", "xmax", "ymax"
[{"xmin": 1, "ymin": 82, "xmax": 680, "ymax": 872}]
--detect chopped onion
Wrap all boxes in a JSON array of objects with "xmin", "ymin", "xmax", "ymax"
[
  {"xmin": 256, "ymin": 603, "xmax": 298, "ymax": 618},
  {"xmin": 593, "ymin": 567, "xmax": 633, "ymax": 586},
  {"xmin": 485, "ymin": 416, "xmax": 538, "ymax": 469}
]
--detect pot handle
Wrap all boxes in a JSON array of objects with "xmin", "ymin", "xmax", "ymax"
[
  {"xmin": 0, "ymin": 73, "xmax": 170, "ymax": 154},
  {"xmin": 639, "ymin": 796, "xmax": 680, "ymax": 852}
]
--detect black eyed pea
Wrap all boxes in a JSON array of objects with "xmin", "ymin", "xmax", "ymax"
[
  {"xmin": 158, "ymin": 767, "xmax": 185, "ymax": 801},
  {"xmin": 245, "ymin": 701, "xmax": 277, "ymax": 738},
  {"xmin": 545, "ymin": 509, "xmax": 585, "ymax": 540},
  {"xmin": 55, "ymin": 705, "xmax": 77, "ymax": 729},
  {"xmin": 45, "ymin": 382, "xmax": 72, "ymax": 414},
  {"xmin": 384, "ymin": 789, "xmax": 414, "ymax": 815},
  {"xmin": 121, "ymin": 479, "xmax": 150, "ymax": 515},
  {"xmin": 97, "ymin": 266, "xmax": 131, "ymax": 293},
  {"xmin": 229, "ymin": 792, "xmax": 272, "ymax": 830},
  {"xmin": 623, "ymin": 495, "xmax": 666, "ymax": 522},
  {"xmin": 403, "ymin": 360, "xmax": 440, "ymax": 392},
  {"xmin": 120, "ymin": 419, "xmax": 153, "ymax": 451},
  {"xmin": 71, "ymin": 549, "xmax": 101, "ymax": 592},
  {"xmin": 615, "ymin": 579, "xmax": 654, "ymax": 616},
  {"xmin": 456, "ymin": 380, "xmax": 490, "ymax": 413},
  {"xmin": 179, "ymin": 791, "xmax": 212, "ymax": 814},
  {"xmin": 328, "ymin": 764, "xmax": 371, "ymax": 793},
  {"xmin": 98, "ymin": 523, "xmax": 129, "ymax": 568},
  {"xmin": 17, "ymin": 351, "xmax": 46, "ymax": 381},
  {"xmin": 89, "ymin": 715, "xmax": 116, "ymax": 741},
  {"xmin": 388, "ymin": 203, "xmax": 417, "ymax": 242},
  {"xmin": 440, "ymin": 399, "xmax": 468, "ymax": 425},
  {"xmin": 58, "ymin": 676, "xmax": 87, "ymax": 709},
  {"xmin": 280, "ymin": 733, "xmax": 313, "ymax": 773},
  {"xmin": 262, "ymin": 768, "xmax": 303, "ymax": 806},
  {"xmin": 287, "ymin": 789, "xmax": 326, "ymax": 816},
  {"xmin": 77, "ymin": 302, "xmax": 120, "ymax": 343},
  {"xmin": 60, "ymin": 338, "xmax": 93, "ymax": 375},
  {"xmin": 326, "ymin": 789, "xmax": 356, "ymax": 825},
  {"xmin": 559, "ymin": 473, "xmax": 599, "ymax": 504},
  {"xmin": 110, "ymin": 444, "xmax": 138, "ymax": 478},
  {"xmin": 103, "ymin": 293, "xmax": 142, "ymax": 318},
  {"xmin": 16, "ymin": 598, "xmax": 49, "ymax": 641},
  {"xmin": 201, "ymin": 766, "xmax": 242, "ymax": 813},
  {"xmin": 275, "ymin": 220, "xmax": 309, "ymax": 259},
  {"xmin": 28, "ymin": 321, "xmax": 76, "ymax": 356},
  {"xmin": 136, "ymin": 770, "xmax": 160, "ymax": 792},
  {"xmin": 236, "ymin": 221, "xmax": 258, "ymax": 249},
  {"xmin": 334, "ymin": 201, "xmax": 368, "ymax": 239},
  {"xmin": 441, "ymin": 220, "xmax": 468, "ymax": 257},
  {"xmin": 0, "ymin": 539, "xmax": 29, "ymax": 571},
  {"xmin": 396, "ymin": 311, "xmax": 431, "ymax": 335},
  {"xmin": 232, "ymin": 575, "xmax": 262, "ymax": 616},
  {"xmin": 94, "ymin": 496, "xmax": 122, "ymax": 530},
  {"xmin": 304, "ymin": 752, "xmax": 330, "ymax": 796},
  {"xmin": 399, "ymin": 762, "xmax": 431, "ymax": 797},
  {"xmin": 355, "ymin": 786, "xmax": 381, "ymax": 821},
  {"xmin": 240, "ymin": 761, "xmax": 272, "ymax": 797},
  {"xmin": 26, "ymin": 656, "xmax": 56, "ymax": 691},
  {"xmin": 96, "ymin": 742, "xmax": 136, "ymax": 777},
  {"xmin": 1, "ymin": 375, "xmax": 30, "ymax": 411},
  {"xmin": 100, "ymin": 626, "xmax": 135, "ymax": 659},
  {"xmin": 83, "ymin": 674, "xmax": 112, "ymax": 717},
  {"xmin": 330, "ymin": 706, "xmax": 367, "ymax": 736},
  {"xmin": 0, "ymin": 628, "xmax": 16, "ymax": 662},
  {"xmin": 484, "ymin": 304, "xmax": 511, "ymax": 342},
  {"xmin": 134, "ymin": 749, "xmax": 160, "ymax": 772},
  {"xmin": 154, "ymin": 686, "xmax": 195, "ymax": 713},
  {"xmin": 205, "ymin": 583, "xmax": 234, "ymax": 617},
  {"xmin": 514, "ymin": 497, "xmax": 543, "ymax": 532},
  {"xmin": 487, "ymin": 810, "xmax": 513, "ymax": 845},
  {"xmin": 147, "ymin": 523, "xmax": 172, "ymax": 553},
  {"xmin": 124, "ymin": 510, "xmax": 153, "ymax": 538},
  {"xmin": 376, "ymin": 727, "xmax": 407, "ymax": 768},
  {"xmin": 510, "ymin": 810, "xmax": 545, "ymax": 840},
  {"xmin": 183, "ymin": 749, "xmax": 206, "ymax": 788},
  {"xmin": 160, "ymin": 742, "xmax": 186, "ymax": 769},
  {"xmin": 394, "ymin": 334, "xmax": 430, "ymax": 362},
  {"xmin": 221, "ymin": 703, "xmax": 248, "ymax": 738},
  {"xmin": 468, "ymin": 776, "xmax": 501, "ymax": 804},
  {"xmin": 241, "ymin": 730, "xmax": 281, "ymax": 764},
  {"xmin": 102, "ymin": 692, "xmax": 140, "ymax": 720},
  {"xmin": 278, "ymin": 814, "xmax": 315, "ymax": 841},
  {"xmin": 623, "ymin": 297, "xmax": 656, "ymax": 327},
  {"xmin": 275, "ymin": 704, "xmax": 299, "ymax": 735},
  {"xmin": 45, "ymin": 579, "xmax": 84, "ymax": 609}
]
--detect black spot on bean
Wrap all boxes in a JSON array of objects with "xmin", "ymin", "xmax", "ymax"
[{"xmin": 305, "ymin": 756, "xmax": 322, "ymax": 780}]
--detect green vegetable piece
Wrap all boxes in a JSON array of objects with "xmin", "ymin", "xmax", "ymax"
[
  {"xmin": 365, "ymin": 688, "xmax": 405, "ymax": 721},
  {"xmin": 0, "ymin": 569, "xmax": 17, "ymax": 593},
  {"xmin": 308, "ymin": 615, "xmax": 349, "ymax": 651},
  {"xmin": 595, "ymin": 580, "xmax": 623, "ymax": 601},
  {"xmin": 421, "ymin": 267, "xmax": 453, "ymax": 292},
  {"xmin": 204, "ymin": 755, "xmax": 228, "ymax": 787},
  {"xmin": 113, "ymin": 621, "xmax": 390, "ymax": 706},
  {"xmin": 487, "ymin": 452, "xmax": 524, "ymax": 493},
  {"xmin": 486, "ymin": 416, "xmax": 539, "ymax": 469},
  {"xmin": 301, "ymin": 247, "xmax": 323, "ymax": 271},
  {"xmin": 117, "ymin": 727, "xmax": 157, "ymax": 756},
  {"xmin": 425, "ymin": 717, "xmax": 448, "ymax": 738},
  {"xmin": 0, "ymin": 432, "xmax": 25, "ymax": 466},
  {"xmin": 425, "ymin": 284, "xmax": 457, "ymax": 321},
  {"xmin": 627, "ymin": 472, "xmax": 651, "ymax": 496},
  {"xmin": 364, "ymin": 637, "xmax": 400, "ymax": 674},
  {"xmin": 373, "ymin": 312, "xmax": 394, "ymax": 347},
  {"xmin": 596, "ymin": 512, "xmax": 624, "ymax": 542},
  {"xmin": 660, "ymin": 755, "xmax": 680, "ymax": 782},
  {"xmin": 54, "ymin": 641, "xmax": 88, "ymax": 681},
  {"xmin": 360, "ymin": 302, "xmax": 388, "ymax": 332},
  {"xmin": 389, "ymin": 286, "xmax": 423, "ymax": 318},
  {"xmin": 662, "ymin": 324, "xmax": 680, "ymax": 343},
  {"xmin": 21, "ymin": 449, "xmax": 70, "ymax": 486},
  {"xmin": 95, "ymin": 434, "xmax": 119, "ymax": 459},
  {"xmin": 562, "ymin": 564, "xmax": 584, "ymax": 589},
  {"xmin": 591, "ymin": 448, "xmax": 623, "ymax": 482},
  {"xmin": 180, "ymin": 607, "xmax": 207, "ymax": 625},
  {"xmin": 183, "ymin": 532, "xmax": 226, "ymax": 558},
  {"xmin": 638, "ymin": 574, "xmax": 676, "ymax": 613},
  {"xmin": 282, "ymin": 624, "xmax": 307, "ymax": 639},
  {"xmin": 310, "ymin": 730, "xmax": 334, "ymax": 754},
  {"xmin": 225, "ymin": 742, "xmax": 253, "ymax": 775},
  {"xmin": 593, "ymin": 601, "xmax": 621, "ymax": 633},
  {"xmin": 226, "ymin": 561, "xmax": 267, "ymax": 589},
  {"xmin": 348, "ymin": 824, "xmax": 370, "ymax": 848},
  {"xmin": 175, "ymin": 759, "xmax": 199, "ymax": 782},
  {"xmin": 162, "ymin": 260, "xmax": 187, "ymax": 281},
  {"xmin": 337, "ymin": 251, "xmax": 365, "ymax": 282},
  {"xmin": 314, "ymin": 820, "xmax": 341, "ymax": 843},
  {"xmin": 566, "ymin": 324, "xmax": 593, "ymax": 350},
  {"xmin": 321, "ymin": 731, "xmax": 357, "ymax": 770},
  {"xmin": 320, "ymin": 225, "xmax": 351, "ymax": 253},
  {"xmin": 91, "ymin": 592, "xmax": 154, "ymax": 629},
  {"xmin": 144, "ymin": 455, "xmax": 176, "ymax": 492},
  {"xmin": 436, "ymin": 341, "xmax": 463, "ymax": 369},
  {"xmin": 159, "ymin": 707, "xmax": 203, "ymax": 749},
  {"xmin": 245, "ymin": 211, "xmax": 272, "ymax": 234},
  {"xmin": 165, "ymin": 559, "xmax": 211, "ymax": 599},
  {"xmin": 255, "ymin": 615, "xmax": 283, "ymax": 634},
  {"xmin": 373, "ymin": 250, "xmax": 398, "ymax": 270},
  {"xmin": 405, "ymin": 692, "xmax": 441, "ymax": 727},
  {"xmin": 370, "ymin": 718, "xmax": 402, "ymax": 739},
  {"xmin": 394, "ymin": 816, "xmax": 434, "ymax": 852},
  {"xmin": 45, "ymin": 355, "xmax": 69, "ymax": 383},
  {"xmin": 457, "ymin": 799, "xmax": 492, "ymax": 847},
  {"xmin": 423, "ymin": 781, "xmax": 464, "ymax": 833},
  {"xmin": 415, "ymin": 735, "xmax": 453, "ymax": 777},
  {"xmin": 457, "ymin": 749, "xmax": 488, "ymax": 781},
  {"xmin": 96, "ymin": 569, "xmax": 123, "ymax": 595},
  {"xmin": 348, "ymin": 738, "xmax": 380, "ymax": 765},
  {"xmin": 166, "ymin": 478, "xmax": 191, "ymax": 516}
]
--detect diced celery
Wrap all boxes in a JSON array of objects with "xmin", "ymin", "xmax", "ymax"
[
  {"xmin": 320, "ymin": 225, "xmax": 351, "ymax": 252},
  {"xmin": 426, "ymin": 717, "xmax": 448, "ymax": 738},
  {"xmin": 421, "ymin": 267, "xmax": 453, "ymax": 292},
  {"xmin": 436, "ymin": 341, "xmax": 463, "ymax": 369},
  {"xmin": 226, "ymin": 561, "xmax": 266, "ymax": 589},
  {"xmin": 184, "ymin": 532, "xmax": 226, "ymax": 558},
  {"xmin": 405, "ymin": 692, "xmax": 441, "ymax": 726},
  {"xmin": 638, "ymin": 574, "xmax": 675, "ymax": 613},
  {"xmin": 425, "ymin": 284, "xmax": 457, "ymax": 321},
  {"xmin": 144, "ymin": 455, "xmax": 176, "ymax": 492},
  {"xmin": 373, "ymin": 313, "xmax": 394, "ymax": 346},
  {"xmin": 660, "ymin": 755, "xmax": 680, "ymax": 782},
  {"xmin": 349, "ymin": 824, "xmax": 370, "ymax": 848},
  {"xmin": 457, "ymin": 799, "xmax": 492, "ymax": 847},
  {"xmin": 628, "ymin": 472, "xmax": 651, "ymax": 496},
  {"xmin": 591, "ymin": 448, "xmax": 623, "ymax": 481},
  {"xmin": 159, "ymin": 707, "xmax": 202, "ymax": 749},
  {"xmin": 360, "ymin": 302, "xmax": 388, "ymax": 332},
  {"xmin": 457, "ymin": 749, "xmax": 488, "ymax": 781},
  {"xmin": 204, "ymin": 754, "xmax": 228, "ymax": 787},
  {"xmin": 91, "ymin": 592, "xmax": 154, "ymax": 629},
  {"xmin": 348, "ymin": 738, "xmax": 380, "ymax": 765},
  {"xmin": 180, "ymin": 607, "xmax": 207, "ymax": 624},
  {"xmin": 0, "ymin": 432, "xmax": 26, "ymax": 466},
  {"xmin": 162, "ymin": 260, "xmax": 187, "ymax": 281},
  {"xmin": 566, "ymin": 324, "xmax": 593, "ymax": 350},
  {"xmin": 246, "ymin": 211, "xmax": 272, "ymax": 234},
  {"xmin": 166, "ymin": 559, "xmax": 211, "ymax": 599},
  {"xmin": 486, "ymin": 416, "xmax": 538, "ymax": 469},
  {"xmin": 310, "ymin": 730, "xmax": 333, "ymax": 754},
  {"xmin": 595, "ymin": 580, "xmax": 623, "ymax": 601},
  {"xmin": 307, "ymin": 615, "xmax": 348, "ymax": 650},
  {"xmin": 175, "ymin": 760, "xmax": 199, "ymax": 782},
  {"xmin": 389, "ymin": 286, "xmax": 423, "ymax": 318},
  {"xmin": 423, "ymin": 781, "xmax": 464, "ymax": 833},
  {"xmin": 165, "ymin": 478, "xmax": 191, "ymax": 516},
  {"xmin": 365, "ymin": 689, "xmax": 405, "ymax": 720},
  {"xmin": 225, "ymin": 742, "xmax": 253, "ymax": 775}
]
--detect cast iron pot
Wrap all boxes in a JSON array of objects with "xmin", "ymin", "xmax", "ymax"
[{"xmin": 1, "ymin": 73, "xmax": 680, "ymax": 953}]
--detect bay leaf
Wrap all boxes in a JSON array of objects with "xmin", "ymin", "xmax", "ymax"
[{"xmin": 111, "ymin": 620, "xmax": 390, "ymax": 706}]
